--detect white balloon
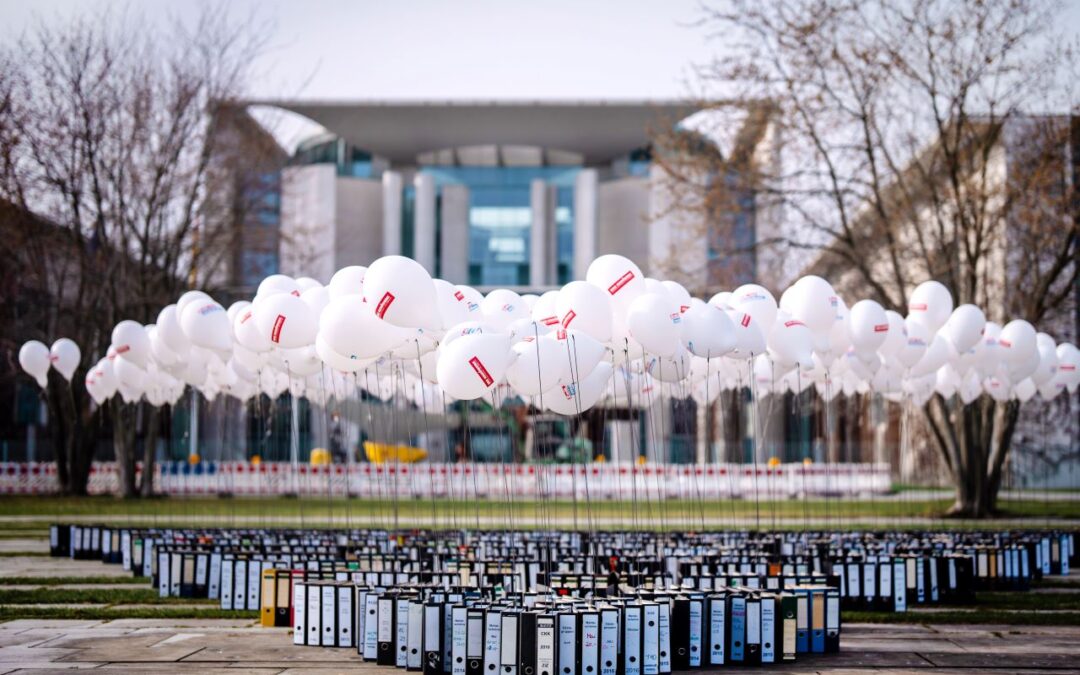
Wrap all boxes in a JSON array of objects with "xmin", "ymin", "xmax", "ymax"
[
  {"xmin": 328, "ymin": 266, "xmax": 367, "ymax": 300},
  {"xmin": 234, "ymin": 301, "xmax": 273, "ymax": 352},
  {"xmin": 92, "ymin": 359, "xmax": 118, "ymax": 398},
  {"xmin": 626, "ymin": 293, "xmax": 681, "ymax": 357},
  {"xmin": 256, "ymin": 274, "xmax": 301, "ymax": 299},
  {"xmin": 301, "ymin": 286, "xmax": 330, "ymax": 317},
  {"xmin": 531, "ymin": 290, "xmax": 562, "ymax": 327},
  {"xmin": 1031, "ymin": 333, "xmax": 1059, "ymax": 386},
  {"xmin": 878, "ymin": 311, "xmax": 906, "ymax": 359},
  {"xmin": 113, "ymin": 355, "xmax": 146, "ymax": 391},
  {"xmin": 48, "ymin": 338, "xmax": 80, "ymax": 382},
  {"xmin": 18, "ymin": 341, "xmax": 50, "ymax": 388},
  {"xmin": 111, "ymin": 320, "xmax": 152, "ymax": 368},
  {"xmin": 180, "ymin": 298, "xmax": 232, "ymax": 352},
  {"xmin": 544, "ymin": 361, "xmax": 613, "ymax": 415},
  {"xmin": 296, "ymin": 276, "xmax": 322, "ymax": 291},
  {"xmin": 556, "ymin": 281, "xmax": 614, "ymax": 343},
  {"xmin": 435, "ymin": 333, "xmax": 513, "ymax": 401},
  {"xmin": 779, "ymin": 275, "xmax": 836, "ymax": 336},
  {"xmin": 363, "ymin": 255, "xmax": 440, "ymax": 330},
  {"xmin": 897, "ymin": 318, "xmax": 929, "ymax": 369},
  {"xmin": 156, "ymin": 305, "xmax": 191, "ymax": 357},
  {"xmin": 433, "ymin": 279, "xmax": 471, "ymax": 329},
  {"xmin": 253, "ymin": 292, "xmax": 317, "ymax": 349},
  {"xmin": 481, "ymin": 289, "xmax": 529, "ymax": 331},
  {"xmin": 681, "ymin": 303, "xmax": 736, "ymax": 358},
  {"xmin": 725, "ymin": 309, "xmax": 767, "ymax": 359},
  {"xmin": 1056, "ymin": 343, "xmax": 1080, "ymax": 391},
  {"xmin": 505, "ymin": 335, "xmax": 571, "ymax": 395},
  {"xmin": 848, "ymin": 299, "xmax": 889, "ymax": 356},
  {"xmin": 176, "ymin": 290, "xmax": 211, "ymax": 316},
  {"xmin": 708, "ymin": 291, "xmax": 734, "ymax": 310},
  {"xmin": 586, "ymin": 255, "xmax": 645, "ymax": 312},
  {"xmin": 1014, "ymin": 377, "xmax": 1037, "ymax": 403},
  {"xmin": 660, "ymin": 280, "xmax": 693, "ymax": 314},
  {"xmin": 907, "ymin": 280, "xmax": 953, "ymax": 335},
  {"xmin": 910, "ymin": 334, "xmax": 951, "ymax": 378},
  {"xmin": 768, "ymin": 311, "xmax": 814, "ymax": 369},
  {"xmin": 731, "ymin": 284, "xmax": 778, "ymax": 334},
  {"xmin": 551, "ymin": 329, "xmax": 607, "ymax": 379},
  {"xmin": 319, "ymin": 297, "xmax": 408, "ymax": 359},
  {"xmin": 940, "ymin": 304, "xmax": 986, "ymax": 353},
  {"xmin": 998, "ymin": 320, "xmax": 1037, "ymax": 366}
]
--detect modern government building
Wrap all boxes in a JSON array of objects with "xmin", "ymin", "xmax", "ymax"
[{"xmin": 242, "ymin": 99, "xmax": 782, "ymax": 294}]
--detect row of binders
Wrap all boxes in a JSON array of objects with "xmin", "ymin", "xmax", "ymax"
[{"xmin": 287, "ymin": 580, "xmax": 841, "ymax": 670}]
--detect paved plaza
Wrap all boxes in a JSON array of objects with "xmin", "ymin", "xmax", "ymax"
[{"xmin": 0, "ymin": 618, "xmax": 1077, "ymax": 673}]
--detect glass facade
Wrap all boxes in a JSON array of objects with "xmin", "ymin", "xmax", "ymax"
[
  {"xmin": 421, "ymin": 166, "xmax": 580, "ymax": 286},
  {"xmin": 291, "ymin": 136, "xmax": 378, "ymax": 178}
]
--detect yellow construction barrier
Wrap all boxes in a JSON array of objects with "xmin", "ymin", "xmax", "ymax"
[{"xmin": 363, "ymin": 441, "xmax": 428, "ymax": 464}]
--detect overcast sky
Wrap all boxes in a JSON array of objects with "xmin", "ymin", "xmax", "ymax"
[
  {"xmin": 3, "ymin": 0, "xmax": 1078, "ymax": 150},
  {"xmin": 0, "ymin": 0, "xmax": 716, "ymax": 100}
]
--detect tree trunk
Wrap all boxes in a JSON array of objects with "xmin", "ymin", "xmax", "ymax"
[
  {"xmin": 924, "ymin": 395, "xmax": 1021, "ymax": 518},
  {"xmin": 139, "ymin": 406, "xmax": 160, "ymax": 497},
  {"xmin": 110, "ymin": 398, "xmax": 138, "ymax": 498}
]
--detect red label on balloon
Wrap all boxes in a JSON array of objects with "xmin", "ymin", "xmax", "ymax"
[
  {"xmin": 607, "ymin": 270, "xmax": 635, "ymax": 295},
  {"xmin": 468, "ymin": 356, "xmax": 494, "ymax": 387},
  {"xmin": 909, "ymin": 303, "xmax": 928, "ymax": 311},
  {"xmin": 740, "ymin": 314, "xmax": 751, "ymax": 327},
  {"xmin": 1062, "ymin": 364, "xmax": 1076, "ymax": 371},
  {"xmin": 555, "ymin": 330, "xmax": 567, "ymax": 340},
  {"xmin": 784, "ymin": 320, "xmax": 805, "ymax": 328},
  {"xmin": 680, "ymin": 304, "xmax": 690, "ymax": 313},
  {"xmin": 115, "ymin": 345, "xmax": 130, "ymax": 355},
  {"xmin": 998, "ymin": 339, "xmax": 1012, "ymax": 348},
  {"xmin": 873, "ymin": 324, "xmax": 889, "ymax": 332},
  {"xmin": 290, "ymin": 290, "xmax": 300, "ymax": 297},
  {"xmin": 453, "ymin": 290, "xmax": 465, "ymax": 301},
  {"xmin": 540, "ymin": 315, "xmax": 560, "ymax": 326},
  {"xmin": 375, "ymin": 292, "xmax": 396, "ymax": 319},
  {"xmin": 270, "ymin": 314, "xmax": 285, "ymax": 343},
  {"xmin": 561, "ymin": 309, "xmax": 577, "ymax": 328},
  {"xmin": 240, "ymin": 310, "xmax": 253, "ymax": 324}
]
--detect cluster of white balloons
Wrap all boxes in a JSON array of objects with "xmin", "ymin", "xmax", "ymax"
[
  {"xmin": 23, "ymin": 254, "xmax": 1080, "ymax": 414},
  {"xmin": 17, "ymin": 339, "xmax": 81, "ymax": 388}
]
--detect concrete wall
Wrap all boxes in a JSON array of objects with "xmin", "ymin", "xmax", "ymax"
[
  {"xmin": 280, "ymin": 164, "xmax": 337, "ymax": 282},
  {"xmin": 334, "ymin": 176, "xmax": 383, "ymax": 271},
  {"xmin": 597, "ymin": 176, "xmax": 651, "ymax": 273}
]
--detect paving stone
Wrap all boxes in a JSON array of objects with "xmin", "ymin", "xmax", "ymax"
[
  {"xmin": 49, "ymin": 633, "xmax": 204, "ymax": 663},
  {"xmin": 0, "ymin": 622, "xmax": 103, "ymax": 633},
  {"xmin": 921, "ymin": 651, "xmax": 1080, "ymax": 669}
]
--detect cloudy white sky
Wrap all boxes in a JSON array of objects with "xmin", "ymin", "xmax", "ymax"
[
  {"xmin": 1, "ymin": 0, "xmax": 726, "ymax": 148},
  {"xmin": 3, "ymin": 0, "xmax": 1078, "ymax": 150}
]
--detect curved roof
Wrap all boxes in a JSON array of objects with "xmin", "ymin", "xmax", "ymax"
[{"xmin": 246, "ymin": 99, "xmax": 702, "ymax": 165}]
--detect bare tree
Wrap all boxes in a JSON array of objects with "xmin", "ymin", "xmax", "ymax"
[
  {"xmin": 657, "ymin": 0, "xmax": 1079, "ymax": 516},
  {"xmin": 0, "ymin": 7, "xmax": 275, "ymax": 496}
]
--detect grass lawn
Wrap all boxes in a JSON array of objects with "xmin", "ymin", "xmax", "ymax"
[{"xmin": 0, "ymin": 495, "xmax": 1076, "ymax": 529}]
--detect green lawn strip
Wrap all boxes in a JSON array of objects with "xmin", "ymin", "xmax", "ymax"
[
  {"xmin": 845, "ymin": 610, "xmax": 1080, "ymax": 625},
  {"xmin": 0, "ymin": 588, "xmax": 216, "ymax": 605},
  {"xmin": 0, "ymin": 606, "xmax": 258, "ymax": 621},
  {"xmin": 0, "ymin": 495, "xmax": 1076, "ymax": 522},
  {"xmin": 0, "ymin": 576, "xmax": 150, "ymax": 586},
  {"xmin": 952, "ymin": 592, "xmax": 1080, "ymax": 611}
]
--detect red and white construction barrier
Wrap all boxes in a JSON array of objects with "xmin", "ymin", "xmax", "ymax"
[{"xmin": 0, "ymin": 461, "xmax": 890, "ymax": 498}]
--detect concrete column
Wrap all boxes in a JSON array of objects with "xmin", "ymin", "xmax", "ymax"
[
  {"xmin": 529, "ymin": 179, "xmax": 550, "ymax": 287},
  {"xmin": 573, "ymin": 169, "xmax": 598, "ymax": 280},
  {"xmin": 413, "ymin": 173, "xmax": 437, "ymax": 272},
  {"xmin": 381, "ymin": 171, "xmax": 402, "ymax": 256},
  {"xmin": 440, "ymin": 184, "xmax": 470, "ymax": 284}
]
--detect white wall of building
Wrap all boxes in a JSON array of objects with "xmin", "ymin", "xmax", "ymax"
[
  {"xmin": 280, "ymin": 164, "xmax": 337, "ymax": 282},
  {"xmin": 334, "ymin": 176, "xmax": 384, "ymax": 271},
  {"xmin": 597, "ymin": 176, "xmax": 651, "ymax": 273}
]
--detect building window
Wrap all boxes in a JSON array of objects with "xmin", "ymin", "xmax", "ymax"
[{"xmin": 421, "ymin": 165, "xmax": 579, "ymax": 287}]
